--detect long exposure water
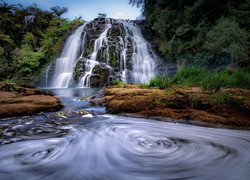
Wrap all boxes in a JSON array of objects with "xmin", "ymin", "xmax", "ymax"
[{"xmin": 0, "ymin": 89, "xmax": 250, "ymax": 180}]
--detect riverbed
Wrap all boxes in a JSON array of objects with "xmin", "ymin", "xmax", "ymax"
[{"xmin": 0, "ymin": 88, "xmax": 249, "ymax": 180}]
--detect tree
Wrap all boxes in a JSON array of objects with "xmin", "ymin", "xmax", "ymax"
[
  {"xmin": 204, "ymin": 18, "xmax": 248, "ymax": 62},
  {"xmin": 50, "ymin": 6, "xmax": 68, "ymax": 17}
]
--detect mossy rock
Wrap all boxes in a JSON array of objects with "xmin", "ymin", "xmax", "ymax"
[
  {"xmin": 96, "ymin": 47, "xmax": 107, "ymax": 63},
  {"xmin": 83, "ymin": 38, "xmax": 95, "ymax": 57},
  {"xmin": 109, "ymin": 25, "xmax": 122, "ymax": 37},
  {"xmin": 91, "ymin": 63, "xmax": 111, "ymax": 86},
  {"xmin": 90, "ymin": 75, "xmax": 102, "ymax": 87},
  {"xmin": 73, "ymin": 58, "xmax": 87, "ymax": 80},
  {"xmin": 109, "ymin": 46, "xmax": 117, "ymax": 67}
]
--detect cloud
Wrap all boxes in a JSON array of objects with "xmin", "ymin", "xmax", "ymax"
[{"xmin": 116, "ymin": 11, "xmax": 125, "ymax": 18}]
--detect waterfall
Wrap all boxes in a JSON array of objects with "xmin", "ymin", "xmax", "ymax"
[
  {"xmin": 121, "ymin": 21, "xmax": 156, "ymax": 84},
  {"xmin": 45, "ymin": 64, "xmax": 51, "ymax": 87},
  {"xmin": 50, "ymin": 23, "xmax": 87, "ymax": 88},
  {"xmin": 42, "ymin": 18, "xmax": 162, "ymax": 88},
  {"xmin": 79, "ymin": 60, "xmax": 98, "ymax": 87},
  {"xmin": 90, "ymin": 22, "xmax": 111, "ymax": 60},
  {"xmin": 79, "ymin": 19, "xmax": 112, "ymax": 87}
]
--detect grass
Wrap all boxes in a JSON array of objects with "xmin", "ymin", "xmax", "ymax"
[
  {"xmin": 111, "ymin": 80, "xmax": 128, "ymax": 88},
  {"xmin": 211, "ymin": 92, "xmax": 232, "ymax": 105},
  {"xmin": 148, "ymin": 75, "xmax": 170, "ymax": 89},
  {"xmin": 171, "ymin": 66, "xmax": 250, "ymax": 92},
  {"xmin": 172, "ymin": 66, "xmax": 208, "ymax": 87},
  {"xmin": 143, "ymin": 66, "xmax": 249, "ymax": 95}
]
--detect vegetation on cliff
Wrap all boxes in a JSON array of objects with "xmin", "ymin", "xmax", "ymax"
[
  {"xmin": 130, "ymin": 0, "xmax": 249, "ymax": 68},
  {"xmin": 0, "ymin": 1, "xmax": 83, "ymax": 84}
]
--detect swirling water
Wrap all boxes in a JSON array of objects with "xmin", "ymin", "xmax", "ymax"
[{"xmin": 0, "ymin": 113, "xmax": 250, "ymax": 180}]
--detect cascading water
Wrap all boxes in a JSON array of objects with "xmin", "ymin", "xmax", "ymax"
[
  {"xmin": 43, "ymin": 18, "xmax": 161, "ymax": 88},
  {"xmin": 77, "ymin": 19, "xmax": 157, "ymax": 86},
  {"xmin": 121, "ymin": 20, "xmax": 156, "ymax": 84},
  {"xmin": 50, "ymin": 24, "xmax": 87, "ymax": 88},
  {"xmin": 79, "ymin": 19, "xmax": 112, "ymax": 87}
]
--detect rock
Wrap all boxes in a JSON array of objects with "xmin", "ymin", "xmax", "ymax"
[
  {"xmin": 103, "ymin": 85, "xmax": 250, "ymax": 129},
  {"xmin": 89, "ymin": 98, "xmax": 104, "ymax": 106},
  {"xmin": 0, "ymin": 84, "xmax": 62, "ymax": 118}
]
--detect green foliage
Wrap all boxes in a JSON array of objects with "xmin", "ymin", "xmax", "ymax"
[
  {"xmin": 172, "ymin": 66, "xmax": 250, "ymax": 91},
  {"xmin": 136, "ymin": 0, "xmax": 249, "ymax": 67},
  {"xmin": 172, "ymin": 66, "xmax": 208, "ymax": 86},
  {"xmin": 149, "ymin": 75, "xmax": 170, "ymax": 89},
  {"xmin": 203, "ymin": 18, "xmax": 248, "ymax": 61},
  {"xmin": 0, "ymin": 1, "xmax": 83, "ymax": 83},
  {"xmin": 13, "ymin": 44, "xmax": 44, "ymax": 76},
  {"xmin": 211, "ymin": 92, "xmax": 232, "ymax": 105}
]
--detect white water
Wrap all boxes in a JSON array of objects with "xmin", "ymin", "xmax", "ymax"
[
  {"xmin": 80, "ymin": 19, "xmax": 112, "ymax": 87},
  {"xmin": 50, "ymin": 24, "xmax": 86, "ymax": 88},
  {"xmin": 79, "ymin": 60, "xmax": 98, "ymax": 87},
  {"xmin": 122, "ymin": 21, "xmax": 156, "ymax": 84},
  {"xmin": 1, "ymin": 113, "xmax": 250, "ymax": 180},
  {"xmin": 90, "ymin": 22, "xmax": 111, "ymax": 60},
  {"xmin": 46, "ymin": 18, "xmax": 158, "ymax": 88}
]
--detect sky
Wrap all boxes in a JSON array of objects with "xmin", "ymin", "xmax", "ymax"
[{"xmin": 6, "ymin": 0, "xmax": 142, "ymax": 21}]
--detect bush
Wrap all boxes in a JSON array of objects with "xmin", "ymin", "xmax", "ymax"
[
  {"xmin": 149, "ymin": 75, "xmax": 170, "ymax": 89},
  {"xmin": 172, "ymin": 66, "xmax": 208, "ymax": 86},
  {"xmin": 201, "ymin": 68, "xmax": 250, "ymax": 92},
  {"xmin": 201, "ymin": 73, "xmax": 223, "ymax": 92},
  {"xmin": 172, "ymin": 66, "xmax": 250, "ymax": 91}
]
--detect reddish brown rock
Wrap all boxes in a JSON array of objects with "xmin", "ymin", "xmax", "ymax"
[
  {"xmin": 104, "ymin": 85, "xmax": 250, "ymax": 129},
  {"xmin": 0, "ymin": 84, "xmax": 62, "ymax": 118}
]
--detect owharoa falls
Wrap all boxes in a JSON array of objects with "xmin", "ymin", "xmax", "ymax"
[
  {"xmin": 41, "ymin": 18, "xmax": 160, "ymax": 88},
  {"xmin": 1, "ymin": 18, "xmax": 250, "ymax": 180}
]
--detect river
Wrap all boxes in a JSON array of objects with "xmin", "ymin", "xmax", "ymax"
[{"xmin": 0, "ymin": 88, "xmax": 249, "ymax": 180}]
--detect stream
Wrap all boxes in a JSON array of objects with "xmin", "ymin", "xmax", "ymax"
[{"xmin": 0, "ymin": 88, "xmax": 250, "ymax": 180}]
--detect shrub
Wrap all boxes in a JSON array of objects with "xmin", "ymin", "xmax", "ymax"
[
  {"xmin": 172, "ymin": 66, "xmax": 250, "ymax": 91},
  {"xmin": 172, "ymin": 66, "xmax": 208, "ymax": 86},
  {"xmin": 149, "ymin": 75, "xmax": 170, "ymax": 89}
]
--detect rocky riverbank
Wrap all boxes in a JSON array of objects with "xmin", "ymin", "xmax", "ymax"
[
  {"xmin": 103, "ymin": 85, "xmax": 250, "ymax": 129},
  {"xmin": 0, "ymin": 83, "xmax": 62, "ymax": 118}
]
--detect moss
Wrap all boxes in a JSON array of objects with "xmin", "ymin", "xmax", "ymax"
[
  {"xmin": 121, "ymin": 30, "xmax": 126, "ymax": 38},
  {"xmin": 109, "ymin": 46, "xmax": 117, "ymax": 67},
  {"xmin": 109, "ymin": 26, "xmax": 122, "ymax": 37},
  {"xmin": 96, "ymin": 48, "xmax": 106, "ymax": 62},
  {"xmin": 83, "ymin": 39, "xmax": 94, "ymax": 57},
  {"xmin": 73, "ymin": 61, "xmax": 82, "ymax": 80}
]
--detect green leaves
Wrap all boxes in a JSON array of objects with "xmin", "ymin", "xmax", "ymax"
[
  {"xmin": 13, "ymin": 44, "xmax": 43, "ymax": 76},
  {"xmin": 203, "ymin": 18, "xmax": 248, "ymax": 61}
]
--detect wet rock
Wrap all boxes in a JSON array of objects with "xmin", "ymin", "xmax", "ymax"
[{"xmin": 0, "ymin": 84, "xmax": 62, "ymax": 118}]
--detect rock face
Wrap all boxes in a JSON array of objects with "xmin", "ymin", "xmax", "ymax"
[
  {"xmin": 0, "ymin": 83, "xmax": 62, "ymax": 118},
  {"xmin": 72, "ymin": 17, "xmax": 161, "ymax": 87}
]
